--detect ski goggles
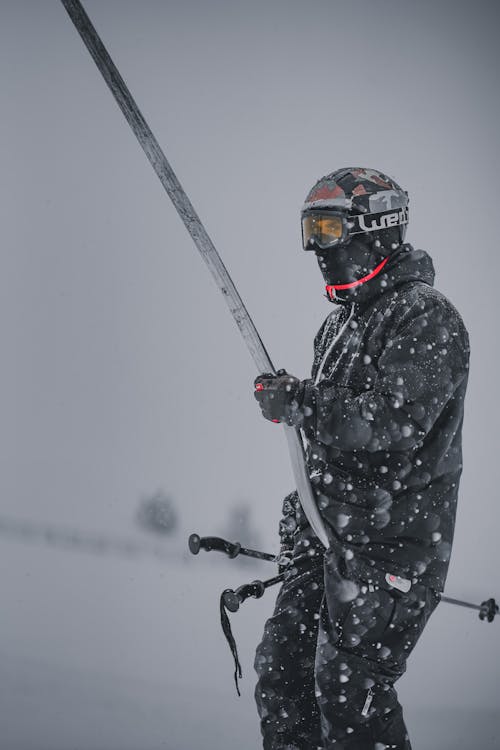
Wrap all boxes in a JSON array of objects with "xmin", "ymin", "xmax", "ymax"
[{"xmin": 301, "ymin": 206, "xmax": 409, "ymax": 251}]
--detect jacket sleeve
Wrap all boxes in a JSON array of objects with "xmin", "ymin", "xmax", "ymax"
[{"xmin": 299, "ymin": 298, "xmax": 470, "ymax": 453}]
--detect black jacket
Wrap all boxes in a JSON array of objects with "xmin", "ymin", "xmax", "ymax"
[{"xmin": 294, "ymin": 244, "xmax": 469, "ymax": 591}]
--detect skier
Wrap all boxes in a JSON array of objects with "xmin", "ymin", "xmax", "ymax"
[{"xmin": 253, "ymin": 168, "xmax": 470, "ymax": 750}]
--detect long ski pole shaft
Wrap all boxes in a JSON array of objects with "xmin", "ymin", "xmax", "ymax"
[{"xmin": 59, "ymin": 0, "xmax": 330, "ymax": 549}]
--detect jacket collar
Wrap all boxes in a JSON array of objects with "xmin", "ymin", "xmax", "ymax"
[{"xmin": 332, "ymin": 244, "xmax": 435, "ymax": 309}]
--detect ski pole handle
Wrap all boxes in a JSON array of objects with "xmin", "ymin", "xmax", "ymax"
[
  {"xmin": 479, "ymin": 597, "xmax": 498, "ymax": 622},
  {"xmin": 222, "ymin": 573, "xmax": 285, "ymax": 612},
  {"xmin": 189, "ymin": 533, "xmax": 241, "ymax": 558},
  {"xmin": 188, "ymin": 534, "xmax": 241, "ymax": 557},
  {"xmin": 188, "ymin": 533, "xmax": 277, "ymax": 562}
]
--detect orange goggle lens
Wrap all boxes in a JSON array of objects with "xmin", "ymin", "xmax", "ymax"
[{"xmin": 302, "ymin": 213, "xmax": 345, "ymax": 250}]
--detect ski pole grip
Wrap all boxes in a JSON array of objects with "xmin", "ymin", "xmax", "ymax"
[
  {"xmin": 479, "ymin": 598, "xmax": 499, "ymax": 623},
  {"xmin": 222, "ymin": 589, "xmax": 242, "ymax": 613},
  {"xmin": 188, "ymin": 533, "xmax": 242, "ymax": 558},
  {"xmin": 188, "ymin": 533, "xmax": 202, "ymax": 554},
  {"xmin": 223, "ymin": 580, "xmax": 266, "ymax": 612}
]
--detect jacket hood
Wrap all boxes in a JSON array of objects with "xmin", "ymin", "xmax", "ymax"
[{"xmin": 331, "ymin": 244, "xmax": 435, "ymax": 308}]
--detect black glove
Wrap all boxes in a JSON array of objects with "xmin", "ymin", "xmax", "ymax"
[{"xmin": 254, "ymin": 369, "xmax": 305, "ymax": 426}]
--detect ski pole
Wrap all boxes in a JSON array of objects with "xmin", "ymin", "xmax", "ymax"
[
  {"xmin": 441, "ymin": 595, "xmax": 498, "ymax": 623},
  {"xmin": 189, "ymin": 534, "xmax": 498, "ymax": 622},
  {"xmin": 218, "ymin": 572, "xmax": 498, "ymax": 696},
  {"xmin": 188, "ymin": 533, "xmax": 277, "ymax": 563},
  {"xmin": 219, "ymin": 560, "xmax": 319, "ymax": 696},
  {"xmin": 206, "ymin": 541, "xmax": 498, "ymax": 696},
  {"xmin": 188, "ymin": 533, "xmax": 321, "ymax": 569}
]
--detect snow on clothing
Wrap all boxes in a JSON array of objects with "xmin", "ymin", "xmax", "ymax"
[
  {"xmin": 254, "ymin": 541, "xmax": 440, "ymax": 749},
  {"xmin": 254, "ymin": 244, "xmax": 469, "ymax": 748},
  {"xmin": 293, "ymin": 243, "xmax": 468, "ymax": 592}
]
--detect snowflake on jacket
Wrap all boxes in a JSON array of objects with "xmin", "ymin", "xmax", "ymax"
[{"xmin": 282, "ymin": 244, "xmax": 469, "ymax": 592}]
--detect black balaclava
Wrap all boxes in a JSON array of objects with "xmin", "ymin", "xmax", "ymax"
[{"xmin": 315, "ymin": 225, "xmax": 403, "ymax": 304}]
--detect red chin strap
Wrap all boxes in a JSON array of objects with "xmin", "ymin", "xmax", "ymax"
[{"xmin": 326, "ymin": 256, "xmax": 390, "ymax": 301}]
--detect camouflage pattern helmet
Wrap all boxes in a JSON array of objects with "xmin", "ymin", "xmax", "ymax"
[{"xmin": 303, "ymin": 167, "xmax": 409, "ymax": 216}]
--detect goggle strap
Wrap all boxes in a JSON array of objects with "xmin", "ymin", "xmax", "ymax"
[{"xmin": 348, "ymin": 206, "xmax": 409, "ymax": 235}]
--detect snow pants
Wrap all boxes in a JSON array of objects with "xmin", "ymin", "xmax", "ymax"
[{"xmin": 254, "ymin": 544, "xmax": 440, "ymax": 750}]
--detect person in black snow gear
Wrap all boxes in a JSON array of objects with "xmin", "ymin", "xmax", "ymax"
[{"xmin": 253, "ymin": 167, "xmax": 470, "ymax": 750}]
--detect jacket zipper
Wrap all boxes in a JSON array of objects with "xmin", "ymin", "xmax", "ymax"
[
  {"xmin": 314, "ymin": 303, "xmax": 356, "ymax": 385},
  {"xmin": 361, "ymin": 687, "xmax": 374, "ymax": 717}
]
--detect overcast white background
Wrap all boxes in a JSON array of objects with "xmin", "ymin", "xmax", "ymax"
[{"xmin": 1, "ymin": 1, "xmax": 499, "ymax": 748}]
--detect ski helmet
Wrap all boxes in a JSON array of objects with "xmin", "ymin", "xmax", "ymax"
[
  {"xmin": 301, "ymin": 167, "xmax": 409, "ymax": 252},
  {"xmin": 301, "ymin": 168, "xmax": 409, "ymax": 302}
]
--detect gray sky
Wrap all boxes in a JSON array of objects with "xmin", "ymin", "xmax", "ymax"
[{"xmin": 1, "ymin": 1, "xmax": 499, "ymax": 748}]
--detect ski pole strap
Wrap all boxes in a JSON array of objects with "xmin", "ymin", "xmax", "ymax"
[
  {"xmin": 220, "ymin": 575, "xmax": 285, "ymax": 695},
  {"xmin": 220, "ymin": 591, "xmax": 243, "ymax": 696}
]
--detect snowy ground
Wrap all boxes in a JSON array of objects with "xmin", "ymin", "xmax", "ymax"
[{"xmin": 1, "ymin": 535, "xmax": 498, "ymax": 750}]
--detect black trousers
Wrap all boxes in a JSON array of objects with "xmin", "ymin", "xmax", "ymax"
[{"xmin": 254, "ymin": 546, "xmax": 440, "ymax": 750}]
